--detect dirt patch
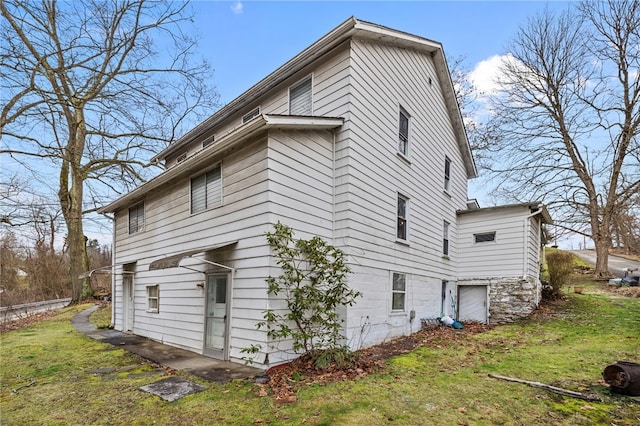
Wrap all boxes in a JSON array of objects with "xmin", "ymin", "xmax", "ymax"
[{"xmin": 259, "ymin": 322, "xmax": 491, "ymax": 403}]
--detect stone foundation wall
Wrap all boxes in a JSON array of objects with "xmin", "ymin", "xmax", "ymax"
[
  {"xmin": 457, "ymin": 276, "xmax": 540, "ymax": 325},
  {"xmin": 487, "ymin": 276, "xmax": 539, "ymax": 324}
]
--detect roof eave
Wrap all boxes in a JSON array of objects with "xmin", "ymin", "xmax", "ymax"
[{"xmin": 99, "ymin": 115, "xmax": 344, "ymax": 213}]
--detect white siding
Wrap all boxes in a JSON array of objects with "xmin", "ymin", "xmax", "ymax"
[
  {"xmin": 335, "ymin": 39, "xmax": 467, "ymax": 344},
  {"xmin": 113, "ymin": 137, "xmax": 273, "ymax": 363},
  {"xmin": 458, "ymin": 207, "xmax": 536, "ymax": 279}
]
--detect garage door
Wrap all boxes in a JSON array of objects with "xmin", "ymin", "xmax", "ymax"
[{"xmin": 458, "ymin": 285, "xmax": 487, "ymax": 323}]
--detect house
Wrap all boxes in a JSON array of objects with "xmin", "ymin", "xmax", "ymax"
[{"xmin": 99, "ymin": 17, "xmax": 551, "ymax": 368}]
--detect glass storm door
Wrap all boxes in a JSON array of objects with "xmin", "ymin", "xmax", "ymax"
[
  {"xmin": 204, "ymin": 274, "xmax": 228, "ymax": 358},
  {"xmin": 123, "ymin": 274, "xmax": 134, "ymax": 332}
]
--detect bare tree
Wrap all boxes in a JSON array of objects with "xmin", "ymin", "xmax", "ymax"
[
  {"xmin": 485, "ymin": 1, "xmax": 640, "ymax": 276},
  {"xmin": 0, "ymin": 0, "xmax": 219, "ymax": 301}
]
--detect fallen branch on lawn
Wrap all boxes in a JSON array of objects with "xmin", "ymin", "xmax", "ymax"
[
  {"xmin": 488, "ymin": 374, "xmax": 601, "ymax": 402},
  {"xmin": 12, "ymin": 378, "xmax": 36, "ymax": 393}
]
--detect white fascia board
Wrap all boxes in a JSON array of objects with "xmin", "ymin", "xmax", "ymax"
[{"xmin": 264, "ymin": 115, "xmax": 344, "ymax": 129}]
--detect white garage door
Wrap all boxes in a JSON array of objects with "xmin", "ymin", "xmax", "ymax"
[{"xmin": 458, "ymin": 285, "xmax": 487, "ymax": 323}]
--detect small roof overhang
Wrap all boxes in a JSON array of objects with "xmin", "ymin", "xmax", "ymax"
[
  {"xmin": 148, "ymin": 241, "xmax": 238, "ymax": 271},
  {"xmin": 79, "ymin": 265, "xmax": 113, "ymax": 280}
]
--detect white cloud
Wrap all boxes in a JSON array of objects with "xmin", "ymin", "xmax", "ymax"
[
  {"xmin": 230, "ymin": 1, "xmax": 243, "ymax": 15},
  {"xmin": 469, "ymin": 54, "xmax": 509, "ymax": 96}
]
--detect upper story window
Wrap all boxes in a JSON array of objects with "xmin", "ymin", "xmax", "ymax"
[
  {"xmin": 242, "ymin": 107, "xmax": 260, "ymax": 123},
  {"xmin": 398, "ymin": 109, "xmax": 410, "ymax": 157},
  {"xmin": 191, "ymin": 166, "xmax": 222, "ymax": 213},
  {"xmin": 176, "ymin": 152, "xmax": 187, "ymax": 163},
  {"xmin": 474, "ymin": 232, "xmax": 496, "ymax": 243},
  {"xmin": 128, "ymin": 202, "xmax": 144, "ymax": 234},
  {"xmin": 443, "ymin": 220, "xmax": 450, "ymax": 256},
  {"xmin": 397, "ymin": 194, "xmax": 408, "ymax": 241},
  {"xmin": 289, "ymin": 77, "xmax": 312, "ymax": 115},
  {"xmin": 444, "ymin": 156, "xmax": 451, "ymax": 192},
  {"xmin": 203, "ymin": 135, "xmax": 215, "ymax": 148},
  {"xmin": 392, "ymin": 272, "xmax": 406, "ymax": 311}
]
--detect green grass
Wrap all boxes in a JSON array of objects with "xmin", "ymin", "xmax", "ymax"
[{"xmin": 2, "ymin": 286, "xmax": 639, "ymax": 425}]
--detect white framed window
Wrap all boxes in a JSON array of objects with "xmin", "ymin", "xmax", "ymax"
[
  {"xmin": 191, "ymin": 166, "xmax": 222, "ymax": 213},
  {"xmin": 444, "ymin": 156, "xmax": 451, "ymax": 192},
  {"xmin": 289, "ymin": 77, "xmax": 312, "ymax": 115},
  {"xmin": 443, "ymin": 220, "xmax": 450, "ymax": 256},
  {"xmin": 474, "ymin": 232, "xmax": 496, "ymax": 243},
  {"xmin": 128, "ymin": 202, "xmax": 144, "ymax": 234},
  {"xmin": 146, "ymin": 285, "xmax": 159, "ymax": 313},
  {"xmin": 397, "ymin": 194, "xmax": 409, "ymax": 241},
  {"xmin": 242, "ymin": 107, "xmax": 260, "ymax": 123},
  {"xmin": 392, "ymin": 272, "xmax": 406, "ymax": 311},
  {"xmin": 398, "ymin": 108, "xmax": 410, "ymax": 156}
]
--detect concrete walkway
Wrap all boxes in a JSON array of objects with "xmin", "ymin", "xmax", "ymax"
[{"xmin": 71, "ymin": 306, "xmax": 262, "ymax": 383}]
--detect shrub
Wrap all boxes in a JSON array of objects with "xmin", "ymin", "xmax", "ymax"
[
  {"xmin": 242, "ymin": 223, "xmax": 361, "ymax": 369},
  {"xmin": 546, "ymin": 250, "xmax": 575, "ymax": 297}
]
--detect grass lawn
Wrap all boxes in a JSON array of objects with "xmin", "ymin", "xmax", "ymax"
[{"xmin": 1, "ymin": 281, "xmax": 639, "ymax": 425}]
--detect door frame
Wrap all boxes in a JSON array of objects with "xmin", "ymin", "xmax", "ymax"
[
  {"xmin": 203, "ymin": 272, "xmax": 231, "ymax": 360},
  {"xmin": 122, "ymin": 272, "xmax": 135, "ymax": 332}
]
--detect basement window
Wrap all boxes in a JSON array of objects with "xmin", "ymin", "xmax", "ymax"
[{"xmin": 474, "ymin": 232, "xmax": 496, "ymax": 243}]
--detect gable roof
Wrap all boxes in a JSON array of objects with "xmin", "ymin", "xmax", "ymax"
[
  {"xmin": 152, "ymin": 17, "xmax": 477, "ymax": 179},
  {"xmin": 457, "ymin": 202, "xmax": 553, "ymax": 225}
]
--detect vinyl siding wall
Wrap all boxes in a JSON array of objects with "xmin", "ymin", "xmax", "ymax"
[
  {"xmin": 339, "ymin": 38, "xmax": 469, "ymax": 346},
  {"xmin": 112, "ymin": 137, "xmax": 273, "ymax": 363}
]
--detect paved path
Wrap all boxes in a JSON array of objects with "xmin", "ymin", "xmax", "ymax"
[
  {"xmin": 569, "ymin": 250, "xmax": 640, "ymax": 278},
  {"xmin": 72, "ymin": 306, "xmax": 262, "ymax": 383}
]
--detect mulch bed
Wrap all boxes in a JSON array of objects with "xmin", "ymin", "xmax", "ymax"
[{"xmin": 259, "ymin": 322, "xmax": 491, "ymax": 403}]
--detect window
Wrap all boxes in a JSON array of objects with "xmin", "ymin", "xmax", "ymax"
[
  {"xmin": 441, "ymin": 280, "xmax": 448, "ymax": 314},
  {"xmin": 128, "ymin": 202, "xmax": 144, "ymax": 234},
  {"xmin": 176, "ymin": 152, "xmax": 187, "ymax": 163},
  {"xmin": 392, "ymin": 273, "xmax": 406, "ymax": 311},
  {"xmin": 443, "ymin": 220, "xmax": 450, "ymax": 256},
  {"xmin": 474, "ymin": 232, "xmax": 496, "ymax": 243},
  {"xmin": 146, "ymin": 285, "xmax": 159, "ymax": 313},
  {"xmin": 397, "ymin": 194, "xmax": 408, "ymax": 240},
  {"xmin": 203, "ymin": 136, "xmax": 215, "ymax": 148},
  {"xmin": 191, "ymin": 166, "xmax": 222, "ymax": 213},
  {"xmin": 444, "ymin": 157, "xmax": 451, "ymax": 192},
  {"xmin": 289, "ymin": 77, "xmax": 312, "ymax": 115},
  {"xmin": 242, "ymin": 107, "xmax": 260, "ymax": 123},
  {"xmin": 398, "ymin": 109, "xmax": 410, "ymax": 156}
]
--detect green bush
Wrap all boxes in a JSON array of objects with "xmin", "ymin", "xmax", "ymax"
[{"xmin": 546, "ymin": 250, "xmax": 575, "ymax": 295}]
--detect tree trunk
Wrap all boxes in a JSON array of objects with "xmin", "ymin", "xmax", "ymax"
[
  {"xmin": 59, "ymin": 156, "xmax": 93, "ymax": 302},
  {"xmin": 593, "ymin": 235, "xmax": 610, "ymax": 278}
]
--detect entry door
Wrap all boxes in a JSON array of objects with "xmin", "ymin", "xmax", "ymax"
[
  {"xmin": 204, "ymin": 274, "xmax": 229, "ymax": 359},
  {"xmin": 122, "ymin": 275, "xmax": 134, "ymax": 332},
  {"xmin": 458, "ymin": 285, "xmax": 488, "ymax": 324}
]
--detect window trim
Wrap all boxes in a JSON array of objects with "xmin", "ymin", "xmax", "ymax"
[
  {"xmin": 128, "ymin": 202, "xmax": 144, "ymax": 234},
  {"xmin": 397, "ymin": 193, "xmax": 409, "ymax": 241},
  {"xmin": 398, "ymin": 108, "xmax": 410, "ymax": 157},
  {"xmin": 443, "ymin": 220, "xmax": 450, "ymax": 256},
  {"xmin": 288, "ymin": 76, "xmax": 313, "ymax": 115},
  {"xmin": 190, "ymin": 165, "xmax": 222, "ymax": 214},
  {"xmin": 391, "ymin": 272, "xmax": 406, "ymax": 312},
  {"xmin": 474, "ymin": 231, "xmax": 497, "ymax": 244},
  {"xmin": 444, "ymin": 156, "xmax": 451, "ymax": 193},
  {"xmin": 146, "ymin": 285, "xmax": 159, "ymax": 313},
  {"xmin": 242, "ymin": 107, "xmax": 260, "ymax": 123}
]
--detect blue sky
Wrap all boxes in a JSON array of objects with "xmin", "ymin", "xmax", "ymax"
[{"xmin": 192, "ymin": 1, "xmax": 569, "ymax": 104}]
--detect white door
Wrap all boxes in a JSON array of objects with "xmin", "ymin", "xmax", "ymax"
[
  {"xmin": 458, "ymin": 285, "xmax": 488, "ymax": 324},
  {"xmin": 122, "ymin": 275, "xmax": 134, "ymax": 331},
  {"xmin": 204, "ymin": 274, "xmax": 228, "ymax": 359}
]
